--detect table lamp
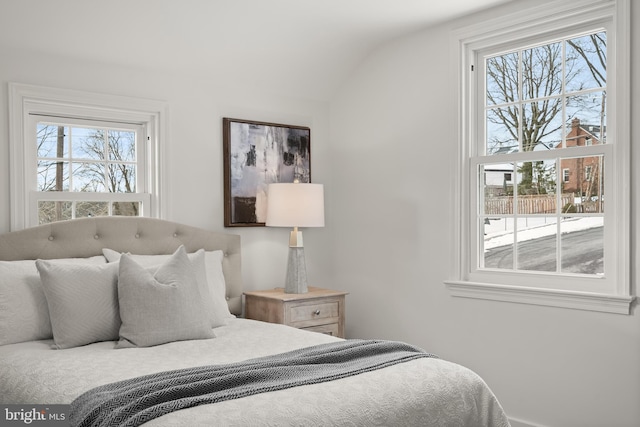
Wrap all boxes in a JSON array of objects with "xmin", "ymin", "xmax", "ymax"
[{"xmin": 266, "ymin": 181, "xmax": 325, "ymax": 293}]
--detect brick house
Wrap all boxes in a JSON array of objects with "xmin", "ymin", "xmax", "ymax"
[{"xmin": 560, "ymin": 117, "xmax": 604, "ymax": 206}]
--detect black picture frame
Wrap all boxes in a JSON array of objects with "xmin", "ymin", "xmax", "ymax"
[{"xmin": 223, "ymin": 117, "xmax": 311, "ymax": 227}]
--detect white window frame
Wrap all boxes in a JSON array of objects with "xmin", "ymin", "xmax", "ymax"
[
  {"xmin": 446, "ymin": 0, "xmax": 633, "ymax": 314},
  {"xmin": 9, "ymin": 83, "xmax": 168, "ymax": 230}
]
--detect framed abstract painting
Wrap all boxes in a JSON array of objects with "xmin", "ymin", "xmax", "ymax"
[{"xmin": 223, "ymin": 117, "xmax": 311, "ymax": 227}]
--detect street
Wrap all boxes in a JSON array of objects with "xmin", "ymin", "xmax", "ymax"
[{"xmin": 484, "ymin": 226, "xmax": 604, "ymax": 274}]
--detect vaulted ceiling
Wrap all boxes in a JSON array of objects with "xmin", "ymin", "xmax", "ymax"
[{"xmin": 0, "ymin": 0, "xmax": 513, "ymax": 100}]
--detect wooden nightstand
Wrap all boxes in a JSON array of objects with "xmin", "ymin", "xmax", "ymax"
[{"xmin": 244, "ymin": 287, "xmax": 348, "ymax": 338}]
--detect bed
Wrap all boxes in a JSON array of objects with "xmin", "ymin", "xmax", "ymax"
[{"xmin": 0, "ymin": 217, "xmax": 510, "ymax": 426}]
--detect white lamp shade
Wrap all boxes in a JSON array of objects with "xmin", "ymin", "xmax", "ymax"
[{"xmin": 266, "ymin": 183, "xmax": 324, "ymax": 227}]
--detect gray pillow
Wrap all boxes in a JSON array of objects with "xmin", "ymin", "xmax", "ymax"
[
  {"xmin": 0, "ymin": 255, "xmax": 107, "ymax": 346},
  {"xmin": 102, "ymin": 248, "xmax": 233, "ymax": 327},
  {"xmin": 116, "ymin": 246, "xmax": 215, "ymax": 348},
  {"xmin": 35, "ymin": 260, "xmax": 120, "ymax": 349},
  {"xmin": 0, "ymin": 260, "xmax": 52, "ymax": 346}
]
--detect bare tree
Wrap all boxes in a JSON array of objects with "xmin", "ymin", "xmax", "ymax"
[
  {"xmin": 36, "ymin": 125, "xmax": 139, "ymax": 222},
  {"xmin": 78, "ymin": 129, "xmax": 139, "ymax": 216},
  {"xmin": 567, "ymin": 33, "xmax": 606, "ymax": 88},
  {"xmin": 486, "ymin": 31, "xmax": 606, "ymax": 195}
]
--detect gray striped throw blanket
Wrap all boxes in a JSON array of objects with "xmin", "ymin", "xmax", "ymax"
[{"xmin": 70, "ymin": 339, "xmax": 436, "ymax": 427}]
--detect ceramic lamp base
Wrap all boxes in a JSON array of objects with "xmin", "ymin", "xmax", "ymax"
[{"xmin": 285, "ymin": 246, "xmax": 308, "ymax": 293}]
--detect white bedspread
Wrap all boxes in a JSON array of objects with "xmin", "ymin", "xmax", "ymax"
[{"xmin": 0, "ymin": 319, "xmax": 510, "ymax": 426}]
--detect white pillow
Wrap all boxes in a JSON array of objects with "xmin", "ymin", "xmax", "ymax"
[
  {"xmin": 36, "ymin": 261, "xmax": 120, "ymax": 349},
  {"xmin": 0, "ymin": 256, "xmax": 106, "ymax": 346},
  {"xmin": 116, "ymin": 246, "xmax": 215, "ymax": 348},
  {"xmin": 102, "ymin": 248, "xmax": 233, "ymax": 327}
]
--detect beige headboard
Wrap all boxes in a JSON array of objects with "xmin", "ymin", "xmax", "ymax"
[{"xmin": 0, "ymin": 217, "xmax": 243, "ymax": 315}]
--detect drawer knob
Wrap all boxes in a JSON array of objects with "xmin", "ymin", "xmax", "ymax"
[{"xmin": 314, "ymin": 310, "xmax": 321, "ymax": 315}]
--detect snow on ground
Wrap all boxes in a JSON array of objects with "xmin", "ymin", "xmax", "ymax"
[{"xmin": 484, "ymin": 217, "xmax": 603, "ymax": 251}]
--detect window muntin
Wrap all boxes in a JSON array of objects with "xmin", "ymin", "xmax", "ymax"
[
  {"xmin": 477, "ymin": 29, "xmax": 608, "ymax": 281},
  {"xmin": 29, "ymin": 115, "xmax": 148, "ymax": 225},
  {"xmin": 36, "ymin": 123, "xmax": 138, "ymax": 193},
  {"xmin": 485, "ymin": 30, "xmax": 606, "ymax": 156}
]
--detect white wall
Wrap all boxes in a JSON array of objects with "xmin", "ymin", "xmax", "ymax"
[
  {"xmin": 0, "ymin": 45, "xmax": 333, "ymax": 294},
  {"xmin": 328, "ymin": 1, "xmax": 640, "ymax": 426}
]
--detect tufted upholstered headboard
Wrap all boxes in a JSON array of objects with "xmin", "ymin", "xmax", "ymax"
[{"xmin": 0, "ymin": 217, "xmax": 243, "ymax": 315}]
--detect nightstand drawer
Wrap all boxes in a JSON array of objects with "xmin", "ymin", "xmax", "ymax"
[
  {"xmin": 289, "ymin": 301, "xmax": 338, "ymax": 323},
  {"xmin": 302, "ymin": 323, "xmax": 340, "ymax": 336},
  {"xmin": 244, "ymin": 287, "xmax": 348, "ymax": 338}
]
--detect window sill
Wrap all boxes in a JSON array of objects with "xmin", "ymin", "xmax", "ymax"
[{"xmin": 444, "ymin": 280, "xmax": 635, "ymax": 314}]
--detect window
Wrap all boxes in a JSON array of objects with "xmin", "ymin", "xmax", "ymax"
[
  {"xmin": 447, "ymin": 0, "xmax": 633, "ymax": 314},
  {"xmin": 9, "ymin": 83, "xmax": 167, "ymax": 230},
  {"xmin": 34, "ymin": 119, "xmax": 145, "ymax": 224},
  {"xmin": 481, "ymin": 19, "xmax": 608, "ymax": 273}
]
